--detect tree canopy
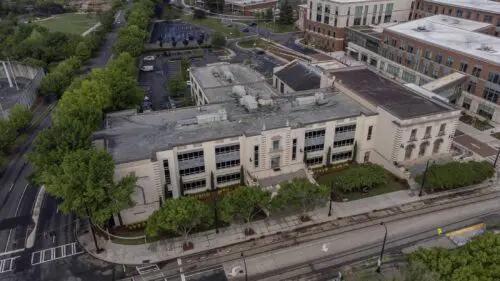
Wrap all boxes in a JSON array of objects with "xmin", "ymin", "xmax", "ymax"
[
  {"xmin": 221, "ymin": 186, "xmax": 271, "ymax": 227},
  {"xmin": 279, "ymin": 0, "xmax": 294, "ymax": 25},
  {"xmin": 146, "ymin": 197, "xmax": 212, "ymax": 244},
  {"xmin": 8, "ymin": 104, "xmax": 33, "ymax": 131},
  {"xmin": 210, "ymin": 32, "xmax": 226, "ymax": 49},
  {"xmin": 168, "ymin": 73, "xmax": 187, "ymax": 97},
  {"xmin": 409, "ymin": 232, "xmax": 500, "ymax": 281},
  {"xmin": 272, "ymin": 178, "xmax": 329, "ymax": 215}
]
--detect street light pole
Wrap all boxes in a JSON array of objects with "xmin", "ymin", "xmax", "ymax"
[
  {"xmin": 493, "ymin": 148, "xmax": 500, "ymax": 167},
  {"xmin": 211, "ymin": 171, "xmax": 219, "ymax": 234},
  {"xmin": 241, "ymin": 252, "xmax": 248, "ymax": 281},
  {"xmin": 85, "ymin": 205, "xmax": 103, "ymax": 253},
  {"xmin": 419, "ymin": 159, "xmax": 433, "ymax": 197},
  {"xmin": 328, "ymin": 183, "xmax": 334, "ymax": 217},
  {"xmin": 376, "ymin": 222, "xmax": 388, "ymax": 273}
]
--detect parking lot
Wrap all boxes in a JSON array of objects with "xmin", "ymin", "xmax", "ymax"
[{"xmin": 150, "ymin": 21, "xmax": 209, "ymax": 48}]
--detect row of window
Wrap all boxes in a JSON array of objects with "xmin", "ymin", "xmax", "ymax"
[
  {"xmin": 179, "ymin": 165, "xmax": 205, "ymax": 176},
  {"xmin": 183, "ymin": 179, "xmax": 206, "ymax": 191},
  {"xmin": 305, "ymin": 129, "xmax": 326, "ymax": 139},
  {"xmin": 335, "ymin": 124, "xmax": 356, "ymax": 133},
  {"xmin": 420, "ymin": 3, "xmax": 500, "ymax": 26},
  {"xmin": 306, "ymin": 156, "xmax": 323, "ymax": 166},
  {"xmin": 216, "ymin": 159, "xmax": 240, "ymax": 170},
  {"xmin": 483, "ymin": 87, "xmax": 500, "ymax": 104},
  {"xmin": 304, "ymin": 143, "xmax": 325, "ymax": 153},
  {"xmin": 409, "ymin": 124, "xmax": 446, "ymax": 141},
  {"xmin": 333, "ymin": 138, "xmax": 355, "ymax": 148},
  {"xmin": 487, "ymin": 72, "xmax": 500, "ymax": 86},
  {"xmin": 217, "ymin": 172, "xmax": 241, "ymax": 184},
  {"xmin": 178, "ymin": 151, "xmax": 204, "ymax": 162},
  {"xmin": 215, "ymin": 144, "xmax": 240, "ymax": 155},
  {"xmin": 332, "ymin": 151, "xmax": 352, "ymax": 162}
]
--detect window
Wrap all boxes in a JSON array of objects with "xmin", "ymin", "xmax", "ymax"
[
  {"xmin": 484, "ymin": 15, "xmax": 493, "ymax": 23},
  {"xmin": 332, "ymin": 151, "xmax": 352, "ymax": 162},
  {"xmin": 324, "ymin": 16, "xmax": 330, "ymax": 24},
  {"xmin": 306, "ymin": 156, "xmax": 323, "ymax": 166},
  {"xmin": 179, "ymin": 165, "xmax": 205, "ymax": 176},
  {"xmin": 467, "ymin": 81, "xmax": 477, "ymax": 94},
  {"xmin": 292, "ymin": 138, "xmax": 297, "ymax": 160},
  {"xmin": 316, "ymin": 14, "xmax": 322, "ymax": 22},
  {"xmin": 391, "ymin": 38, "xmax": 397, "ymax": 47},
  {"xmin": 271, "ymin": 156, "xmax": 280, "ymax": 170},
  {"xmin": 335, "ymin": 124, "xmax": 356, "ymax": 133},
  {"xmin": 425, "ymin": 50, "xmax": 432, "ymax": 60},
  {"xmin": 472, "ymin": 66, "xmax": 482, "ymax": 78},
  {"xmin": 304, "ymin": 143, "xmax": 324, "ymax": 153},
  {"xmin": 447, "ymin": 8, "xmax": 452, "ymax": 15},
  {"xmin": 305, "ymin": 129, "xmax": 326, "ymax": 138},
  {"xmin": 280, "ymin": 82, "xmax": 284, "ymax": 93},
  {"xmin": 459, "ymin": 62, "xmax": 468, "ymax": 73},
  {"xmin": 445, "ymin": 56, "xmax": 454, "ymax": 67},
  {"xmin": 456, "ymin": 8, "xmax": 463, "ymax": 17},
  {"xmin": 217, "ymin": 172, "xmax": 241, "ymax": 184},
  {"xmin": 433, "ymin": 139, "xmax": 443, "ymax": 154},
  {"xmin": 483, "ymin": 87, "xmax": 500, "ymax": 103},
  {"xmin": 399, "ymin": 40, "xmax": 404, "ymax": 51},
  {"xmin": 163, "ymin": 160, "xmax": 171, "ymax": 184},
  {"xmin": 432, "ymin": 65, "xmax": 440, "ymax": 78},
  {"xmin": 254, "ymin": 145, "xmax": 259, "ymax": 168},
  {"xmin": 216, "ymin": 159, "xmax": 240, "ymax": 170},
  {"xmin": 183, "ymin": 179, "xmax": 206, "ymax": 191},
  {"xmin": 466, "ymin": 10, "xmax": 471, "ymax": 19},
  {"xmin": 272, "ymin": 140, "xmax": 280, "ymax": 150},
  {"xmin": 438, "ymin": 124, "xmax": 446, "ymax": 136},
  {"xmin": 407, "ymin": 44, "xmax": 414, "ymax": 53},
  {"xmin": 367, "ymin": 125, "xmax": 373, "ymax": 140},
  {"xmin": 215, "ymin": 144, "xmax": 240, "ymax": 154},
  {"xmin": 488, "ymin": 72, "xmax": 500, "ymax": 85},
  {"xmin": 178, "ymin": 150, "xmax": 204, "ymax": 162},
  {"xmin": 419, "ymin": 141, "xmax": 429, "ymax": 156},
  {"xmin": 434, "ymin": 53, "xmax": 442, "ymax": 64},
  {"xmin": 424, "ymin": 126, "xmax": 432, "ymax": 139},
  {"xmin": 409, "ymin": 129, "xmax": 417, "ymax": 141},
  {"xmin": 477, "ymin": 104, "xmax": 495, "ymax": 120},
  {"xmin": 333, "ymin": 138, "xmax": 355, "ymax": 148},
  {"xmin": 363, "ymin": 151, "xmax": 370, "ymax": 163},
  {"xmin": 462, "ymin": 97, "xmax": 471, "ymax": 110}
]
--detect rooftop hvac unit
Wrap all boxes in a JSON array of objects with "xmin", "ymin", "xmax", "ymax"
[
  {"xmin": 258, "ymin": 98, "xmax": 273, "ymax": 106},
  {"xmin": 232, "ymin": 85, "xmax": 246, "ymax": 97},
  {"xmin": 240, "ymin": 95, "xmax": 258, "ymax": 111},
  {"xmin": 296, "ymin": 96, "xmax": 317, "ymax": 106},
  {"xmin": 223, "ymin": 70, "xmax": 234, "ymax": 83},
  {"xmin": 212, "ymin": 69, "xmax": 220, "ymax": 77}
]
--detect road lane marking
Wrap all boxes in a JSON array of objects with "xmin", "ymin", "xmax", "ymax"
[
  {"xmin": 0, "ymin": 256, "xmax": 19, "ymax": 274},
  {"xmin": 31, "ymin": 242, "xmax": 83, "ymax": 265},
  {"xmin": 4, "ymin": 183, "xmax": 30, "ymax": 252}
]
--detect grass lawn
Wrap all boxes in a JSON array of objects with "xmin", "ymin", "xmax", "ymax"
[
  {"xmin": 238, "ymin": 38, "xmax": 268, "ymax": 49},
  {"xmin": 235, "ymin": 20, "xmax": 297, "ymax": 33},
  {"xmin": 181, "ymin": 14, "xmax": 243, "ymax": 38},
  {"xmin": 316, "ymin": 166, "xmax": 408, "ymax": 201},
  {"xmin": 36, "ymin": 13, "xmax": 98, "ymax": 35}
]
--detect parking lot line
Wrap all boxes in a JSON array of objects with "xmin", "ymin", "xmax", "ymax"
[{"xmin": 31, "ymin": 242, "xmax": 83, "ymax": 265}]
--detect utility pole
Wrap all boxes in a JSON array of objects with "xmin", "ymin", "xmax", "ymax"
[
  {"xmin": 419, "ymin": 159, "xmax": 433, "ymax": 197},
  {"xmin": 376, "ymin": 222, "xmax": 388, "ymax": 273},
  {"xmin": 241, "ymin": 252, "xmax": 248, "ymax": 281},
  {"xmin": 493, "ymin": 148, "xmax": 500, "ymax": 168},
  {"xmin": 328, "ymin": 183, "xmax": 334, "ymax": 217}
]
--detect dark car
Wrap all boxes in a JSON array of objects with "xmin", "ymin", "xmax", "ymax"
[
  {"xmin": 249, "ymin": 22, "xmax": 257, "ymax": 26},
  {"xmin": 241, "ymin": 27, "xmax": 250, "ymax": 32}
]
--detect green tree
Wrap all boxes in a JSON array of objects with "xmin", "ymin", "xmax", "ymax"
[
  {"xmin": 39, "ymin": 56, "xmax": 82, "ymax": 97},
  {"xmin": 8, "ymin": 104, "xmax": 33, "ymax": 131},
  {"xmin": 146, "ymin": 197, "xmax": 212, "ymax": 247},
  {"xmin": 180, "ymin": 56, "xmax": 191, "ymax": 81},
  {"xmin": 272, "ymin": 178, "xmax": 328, "ymax": 219},
  {"xmin": 45, "ymin": 149, "xmax": 136, "ymax": 225},
  {"xmin": 75, "ymin": 41, "xmax": 91, "ymax": 62},
  {"xmin": 91, "ymin": 67, "xmax": 143, "ymax": 111},
  {"xmin": 113, "ymin": 25, "xmax": 146, "ymax": 57},
  {"xmin": 0, "ymin": 119, "xmax": 16, "ymax": 155},
  {"xmin": 279, "ymin": 0, "xmax": 294, "ymax": 25},
  {"xmin": 221, "ymin": 186, "xmax": 271, "ymax": 232},
  {"xmin": 168, "ymin": 73, "xmax": 187, "ymax": 97},
  {"xmin": 210, "ymin": 32, "xmax": 227, "ymax": 49},
  {"xmin": 265, "ymin": 8, "xmax": 273, "ymax": 21},
  {"xmin": 333, "ymin": 164, "xmax": 389, "ymax": 193},
  {"xmin": 193, "ymin": 9, "xmax": 206, "ymax": 19},
  {"xmin": 108, "ymin": 52, "xmax": 137, "ymax": 77}
]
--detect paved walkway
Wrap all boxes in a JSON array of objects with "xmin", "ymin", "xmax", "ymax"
[
  {"xmin": 457, "ymin": 122, "xmax": 500, "ymax": 147},
  {"xmin": 77, "ymin": 181, "xmax": 498, "ymax": 265}
]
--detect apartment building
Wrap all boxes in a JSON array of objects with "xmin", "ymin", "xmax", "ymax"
[
  {"xmin": 410, "ymin": 0, "xmax": 500, "ymax": 36},
  {"xmin": 300, "ymin": 0, "xmax": 412, "ymax": 51},
  {"xmin": 94, "ymin": 62, "xmax": 460, "ymax": 224},
  {"xmin": 345, "ymin": 15, "xmax": 500, "ymax": 123},
  {"xmin": 224, "ymin": 0, "xmax": 277, "ymax": 15}
]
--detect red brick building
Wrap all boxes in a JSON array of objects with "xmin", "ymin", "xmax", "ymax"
[
  {"xmin": 410, "ymin": 0, "xmax": 500, "ymax": 36},
  {"xmin": 225, "ymin": 0, "xmax": 277, "ymax": 16}
]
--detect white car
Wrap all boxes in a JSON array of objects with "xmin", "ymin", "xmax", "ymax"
[
  {"xmin": 143, "ymin": 55, "xmax": 155, "ymax": 61},
  {"xmin": 141, "ymin": 65, "xmax": 154, "ymax": 72}
]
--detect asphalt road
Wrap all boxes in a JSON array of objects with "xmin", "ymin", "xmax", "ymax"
[{"xmin": 126, "ymin": 194, "xmax": 500, "ymax": 281}]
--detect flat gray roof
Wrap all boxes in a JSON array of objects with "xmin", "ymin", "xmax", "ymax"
[
  {"xmin": 95, "ymin": 88, "xmax": 375, "ymax": 164},
  {"xmin": 0, "ymin": 78, "xmax": 30, "ymax": 111},
  {"xmin": 202, "ymin": 81, "xmax": 277, "ymax": 104},
  {"xmin": 332, "ymin": 68, "xmax": 455, "ymax": 119},
  {"xmin": 386, "ymin": 15, "xmax": 500, "ymax": 65},
  {"xmin": 426, "ymin": 0, "xmax": 500, "ymax": 14},
  {"xmin": 191, "ymin": 63, "xmax": 266, "ymax": 89}
]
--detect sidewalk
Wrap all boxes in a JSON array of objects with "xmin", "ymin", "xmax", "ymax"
[
  {"xmin": 78, "ymin": 181, "xmax": 499, "ymax": 265},
  {"xmin": 457, "ymin": 122, "xmax": 500, "ymax": 147}
]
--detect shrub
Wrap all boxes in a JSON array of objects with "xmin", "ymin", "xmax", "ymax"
[
  {"xmin": 333, "ymin": 163, "xmax": 389, "ymax": 193},
  {"xmin": 416, "ymin": 161, "xmax": 494, "ymax": 191}
]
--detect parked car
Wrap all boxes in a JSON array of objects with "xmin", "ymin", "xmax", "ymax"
[
  {"xmin": 143, "ymin": 55, "xmax": 155, "ymax": 61},
  {"xmin": 140, "ymin": 65, "xmax": 154, "ymax": 72},
  {"xmin": 241, "ymin": 28, "xmax": 249, "ymax": 32},
  {"xmin": 249, "ymin": 22, "xmax": 257, "ymax": 26}
]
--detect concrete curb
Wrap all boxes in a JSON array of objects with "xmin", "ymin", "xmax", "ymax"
[
  {"xmin": 79, "ymin": 181, "xmax": 499, "ymax": 265},
  {"xmin": 26, "ymin": 185, "xmax": 45, "ymax": 249}
]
